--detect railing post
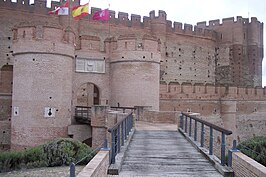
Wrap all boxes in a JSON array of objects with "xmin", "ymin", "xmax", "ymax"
[
  {"xmin": 209, "ymin": 127, "xmax": 213, "ymax": 155},
  {"xmin": 121, "ymin": 120, "xmax": 124, "ymax": 146},
  {"xmin": 127, "ymin": 115, "xmax": 129, "ymax": 135},
  {"xmin": 111, "ymin": 130, "xmax": 116, "ymax": 164},
  {"xmin": 179, "ymin": 113, "xmax": 183, "ymax": 129},
  {"xmin": 126, "ymin": 116, "xmax": 129, "ymax": 137},
  {"xmin": 117, "ymin": 125, "xmax": 121, "ymax": 153},
  {"xmin": 200, "ymin": 123, "xmax": 204, "ymax": 147},
  {"xmin": 189, "ymin": 117, "xmax": 192, "ymax": 137},
  {"xmin": 125, "ymin": 117, "xmax": 128, "ymax": 140},
  {"xmin": 228, "ymin": 140, "xmax": 239, "ymax": 167},
  {"xmin": 129, "ymin": 114, "xmax": 133, "ymax": 130},
  {"xmin": 103, "ymin": 139, "xmax": 108, "ymax": 149},
  {"xmin": 185, "ymin": 115, "xmax": 188, "ymax": 133},
  {"xmin": 70, "ymin": 162, "xmax": 75, "ymax": 177},
  {"xmin": 194, "ymin": 120, "xmax": 197, "ymax": 141},
  {"xmin": 221, "ymin": 132, "xmax": 226, "ymax": 166}
]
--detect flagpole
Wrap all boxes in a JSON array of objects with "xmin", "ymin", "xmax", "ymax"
[
  {"xmin": 108, "ymin": 3, "xmax": 111, "ymax": 38},
  {"xmin": 68, "ymin": 0, "xmax": 71, "ymax": 28}
]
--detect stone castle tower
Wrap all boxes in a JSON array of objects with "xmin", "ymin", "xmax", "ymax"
[
  {"xmin": 108, "ymin": 34, "xmax": 160, "ymax": 110},
  {"xmin": 0, "ymin": 0, "xmax": 264, "ymax": 150},
  {"xmin": 11, "ymin": 22, "xmax": 75, "ymax": 149},
  {"xmin": 197, "ymin": 17, "xmax": 264, "ymax": 87}
]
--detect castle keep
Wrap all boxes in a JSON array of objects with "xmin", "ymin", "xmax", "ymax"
[{"xmin": 0, "ymin": 0, "xmax": 264, "ymax": 150}]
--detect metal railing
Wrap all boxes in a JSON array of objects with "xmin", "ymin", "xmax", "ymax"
[
  {"xmin": 74, "ymin": 106, "xmax": 92, "ymax": 124},
  {"xmin": 108, "ymin": 112, "xmax": 134, "ymax": 164},
  {"xmin": 69, "ymin": 139, "xmax": 108, "ymax": 177},
  {"xmin": 110, "ymin": 106, "xmax": 136, "ymax": 113},
  {"xmin": 180, "ymin": 112, "xmax": 232, "ymax": 166}
]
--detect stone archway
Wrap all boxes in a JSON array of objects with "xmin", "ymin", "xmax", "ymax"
[{"xmin": 76, "ymin": 83, "xmax": 100, "ymax": 107}]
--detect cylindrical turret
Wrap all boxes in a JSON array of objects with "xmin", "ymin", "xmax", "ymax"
[
  {"xmin": 110, "ymin": 34, "xmax": 160, "ymax": 110},
  {"xmin": 11, "ymin": 22, "xmax": 75, "ymax": 150}
]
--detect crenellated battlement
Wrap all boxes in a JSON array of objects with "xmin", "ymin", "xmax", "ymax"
[
  {"xmin": 160, "ymin": 82, "xmax": 266, "ymax": 100},
  {"xmin": 12, "ymin": 21, "xmax": 74, "ymax": 43},
  {"xmin": 196, "ymin": 16, "xmax": 263, "ymax": 28},
  {"xmin": 0, "ymin": 0, "xmax": 54, "ymax": 14},
  {"xmin": 0, "ymin": 0, "xmax": 217, "ymax": 40},
  {"xmin": 12, "ymin": 22, "xmax": 75, "ymax": 57}
]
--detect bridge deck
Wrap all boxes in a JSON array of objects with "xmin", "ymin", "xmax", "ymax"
[{"xmin": 110, "ymin": 121, "xmax": 223, "ymax": 177}]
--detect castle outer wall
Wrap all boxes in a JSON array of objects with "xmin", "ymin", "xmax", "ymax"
[{"xmin": 0, "ymin": 0, "xmax": 264, "ymax": 150}]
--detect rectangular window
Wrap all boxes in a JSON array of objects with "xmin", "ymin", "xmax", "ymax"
[{"xmin": 76, "ymin": 58, "xmax": 105, "ymax": 73}]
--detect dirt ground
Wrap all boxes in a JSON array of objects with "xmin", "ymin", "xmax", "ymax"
[{"xmin": 0, "ymin": 165, "xmax": 85, "ymax": 177}]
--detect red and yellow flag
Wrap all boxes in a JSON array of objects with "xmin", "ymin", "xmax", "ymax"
[{"xmin": 72, "ymin": 3, "xmax": 89, "ymax": 20}]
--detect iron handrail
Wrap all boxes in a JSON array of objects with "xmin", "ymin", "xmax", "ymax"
[
  {"xmin": 75, "ymin": 106, "xmax": 92, "ymax": 109},
  {"xmin": 108, "ymin": 112, "xmax": 133, "ymax": 132},
  {"xmin": 180, "ymin": 112, "xmax": 232, "ymax": 166},
  {"xmin": 108, "ymin": 112, "xmax": 134, "ymax": 164},
  {"xmin": 110, "ymin": 106, "xmax": 136, "ymax": 113},
  {"xmin": 74, "ymin": 106, "xmax": 92, "ymax": 124},
  {"xmin": 110, "ymin": 106, "xmax": 136, "ymax": 110},
  {"xmin": 182, "ymin": 112, "xmax": 232, "ymax": 135}
]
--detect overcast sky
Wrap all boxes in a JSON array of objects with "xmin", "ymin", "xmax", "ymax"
[{"xmin": 49, "ymin": 0, "xmax": 266, "ymax": 86}]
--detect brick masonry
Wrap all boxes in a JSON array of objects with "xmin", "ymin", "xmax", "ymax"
[
  {"xmin": 232, "ymin": 152, "xmax": 266, "ymax": 177},
  {"xmin": 77, "ymin": 150, "xmax": 110, "ymax": 177},
  {"xmin": 0, "ymin": 0, "xmax": 264, "ymax": 151},
  {"xmin": 160, "ymin": 83, "xmax": 266, "ymax": 143}
]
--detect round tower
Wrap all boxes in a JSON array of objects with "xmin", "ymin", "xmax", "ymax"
[
  {"xmin": 110, "ymin": 34, "xmax": 160, "ymax": 110},
  {"xmin": 11, "ymin": 22, "xmax": 75, "ymax": 150}
]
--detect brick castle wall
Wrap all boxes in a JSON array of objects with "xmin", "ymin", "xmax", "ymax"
[
  {"xmin": 0, "ymin": 0, "xmax": 264, "ymax": 150},
  {"xmin": 232, "ymin": 152, "xmax": 266, "ymax": 177},
  {"xmin": 160, "ymin": 83, "xmax": 266, "ymax": 143}
]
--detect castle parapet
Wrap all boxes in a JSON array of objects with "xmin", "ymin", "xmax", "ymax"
[
  {"xmin": 108, "ymin": 10, "xmax": 116, "ymax": 23},
  {"xmin": 161, "ymin": 82, "xmax": 266, "ymax": 100},
  {"xmin": 174, "ymin": 22, "xmax": 183, "ymax": 32},
  {"xmin": 184, "ymin": 24, "xmax": 193, "ymax": 34},
  {"xmin": 196, "ymin": 16, "xmax": 263, "ymax": 28},
  {"xmin": 12, "ymin": 22, "xmax": 75, "ymax": 57},
  {"xmin": 118, "ymin": 12, "xmax": 129, "ymax": 26},
  {"xmin": 209, "ymin": 19, "xmax": 220, "ymax": 27},
  {"xmin": 143, "ymin": 16, "xmax": 151, "ymax": 28},
  {"xmin": 0, "ymin": 0, "xmax": 50, "ymax": 14},
  {"xmin": 80, "ymin": 35, "xmax": 100, "ymax": 51},
  {"xmin": 131, "ymin": 14, "xmax": 142, "ymax": 27}
]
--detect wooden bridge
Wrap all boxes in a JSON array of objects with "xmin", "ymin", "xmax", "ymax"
[
  {"xmin": 108, "ymin": 121, "xmax": 223, "ymax": 177},
  {"xmin": 76, "ymin": 110, "xmax": 235, "ymax": 177}
]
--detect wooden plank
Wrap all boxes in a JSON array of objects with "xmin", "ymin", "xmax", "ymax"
[{"xmin": 119, "ymin": 123, "xmax": 223, "ymax": 177}]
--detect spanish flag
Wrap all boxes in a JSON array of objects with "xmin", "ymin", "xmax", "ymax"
[{"xmin": 72, "ymin": 3, "xmax": 89, "ymax": 20}]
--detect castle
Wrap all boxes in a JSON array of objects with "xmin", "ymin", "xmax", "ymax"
[{"xmin": 0, "ymin": 0, "xmax": 265, "ymax": 151}]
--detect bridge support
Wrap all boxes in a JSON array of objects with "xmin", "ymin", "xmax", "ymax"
[{"xmin": 91, "ymin": 106, "xmax": 109, "ymax": 149}]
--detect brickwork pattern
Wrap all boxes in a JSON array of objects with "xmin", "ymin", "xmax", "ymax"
[
  {"xmin": 232, "ymin": 152, "xmax": 266, "ymax": 177},
  {"xmin": 0, "ymin": 0, "xmax": 264, "ymax": 150},
  {"xmin": 77, "ymin": 150, "xmax": 109, "ymax": 177},
  {"xmin": 160, "ymin": 83, "xmax": 266, "ymax": 143}
]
